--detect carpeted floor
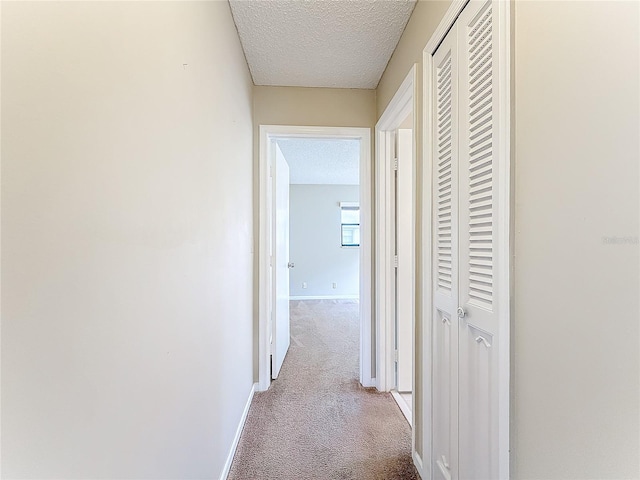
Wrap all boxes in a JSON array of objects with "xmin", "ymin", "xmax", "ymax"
[{"xmin": 228, "ymin": 299, "xmax": 419, "ymax": 480}]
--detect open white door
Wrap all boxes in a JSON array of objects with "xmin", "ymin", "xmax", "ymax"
[
  {"xmin": 396, "ymin": 128, "xmax": 414, "ymax": 393},
  {"xmin": 272, "ymin": 144, "xmax": 290, "ymax": 379}
]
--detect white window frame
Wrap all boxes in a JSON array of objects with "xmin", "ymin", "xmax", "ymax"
[{"xmin": 340, "ymin": 202, "xmax": 360, "ymax": 248}]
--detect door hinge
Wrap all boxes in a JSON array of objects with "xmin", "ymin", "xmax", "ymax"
[
  {"xmin": 394, "ymin": 255, "xmax": 398, "ymax": 268},
  {"xmin": 393, "ymin": 158, "xmax": 398, "ymax": 171},
  {"xmin": 394, "ymin": 349, "xmax": 399, "ymax": 362}
]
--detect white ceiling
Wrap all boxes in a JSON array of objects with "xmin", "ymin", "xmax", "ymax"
[
  {"xmin": 276, "ymin": 138, "xmax": 360, "ymax": 185},
  {"xmin": 228, "ymin": 0, "xmax": 417, "ymax": 89}
]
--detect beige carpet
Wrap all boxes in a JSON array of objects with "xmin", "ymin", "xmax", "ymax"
[{"xmin": 228, "ymin": 299, "xmax": 419, "ymax": 480}]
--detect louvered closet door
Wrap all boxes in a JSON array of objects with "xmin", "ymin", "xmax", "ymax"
[
  {"xmin": 431, "ymin": 23, "xmax": 459, "ymax": 480},
  {"xmin": 431, "ymin": 1, "xmax": 503, "ymax": 478},
  {"xmin": 457, "ymin": 1, "xmax": 501, "ymax": 478}
]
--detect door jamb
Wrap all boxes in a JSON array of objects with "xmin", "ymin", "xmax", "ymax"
[
  {"xmin": 258, "ymin": 125, "xmax": 373, "ymax": 392},
  {"xmin": 421, "ymin": 0, "xmax": 511, "ymax": 477},
  {"xmin": 375, "ymin": 66, "xmax": 417, "ymax": 394}
]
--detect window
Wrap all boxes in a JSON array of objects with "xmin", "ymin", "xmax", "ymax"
[{"xmin": 340, "ymin": 202, "xmax": 360, "ymax": 247}]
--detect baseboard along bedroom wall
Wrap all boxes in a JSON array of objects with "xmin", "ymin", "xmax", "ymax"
[
  {"xmin": 219, "ymin": 383, "xmax": 257, "ymax": 480},
  {"xmin": 290, "ymin": 295, "xmax": 359, "ymax": 301}
]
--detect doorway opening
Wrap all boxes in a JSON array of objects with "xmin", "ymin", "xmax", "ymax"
[
  {"xmin": 391, "ymin": 112, "xmax": 414, "ymax": 424},
  {"xmin": 281, "ymin": 137, "xmax": 361, "ymax": 303},
  {"xmin": 375, "ymin": 66, "xmax": 417, "ymax": 428},
  {"xmin": 258, "ymin": 126, "xmax": 372, "ymax": 392}
]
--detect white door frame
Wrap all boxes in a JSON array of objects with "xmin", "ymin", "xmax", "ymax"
[
  {"xmin": 258, "ymin": 125, "xmax": 373, "ymax": 392},
  {"xmin": 375, "ymin": 66, "xmax": 417, "ymax": 393},
  {"xmin": 421, "ymin": 0, "xmax": 511, "ymax": 477}
]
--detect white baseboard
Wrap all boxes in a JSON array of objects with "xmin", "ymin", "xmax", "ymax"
[
  {"xmin": 290, "ymin": 295, "xmax": 359, "ymax": 300},
  {"xmin": 360, "ymin": 376, "xmax": 376, "ymax": 388},
  {"xmin": 412, "ymin": 450, "xmax": 425, "ymax": 479},
  {"xmin": 219, "ymin": 382, "xmax": 256, "ymax": 480},
  {"xmin": 391, "ymin": 390, "xmax": 412, "ymax": 426}
]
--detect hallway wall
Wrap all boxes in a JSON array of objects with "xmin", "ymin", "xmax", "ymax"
[
  {"xmin": 1, "ymin": 2, "xmax": 254, "ymax": 478},
  {"xmin": 376, "ymin": 0, "xmax": 640, "ymax": 477},
  {"xmin": 512, "ymin": 2, "xmax": 639, "ymax": 477},
  {"xmin": 254, "ymin": 86, "xmax": 376, "ymax": 128}
]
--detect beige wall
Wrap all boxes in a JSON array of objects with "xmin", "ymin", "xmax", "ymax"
[
  {"xmin": 252, "ymin": 86, "xmax": 376, "ymax": 376},
  {"xmin": 376, "ymin": 0, "xmax": 452, "ymax": 117},
  {"xmin": 377, "ymin": 0, "xmax": 640, "ymax": 477},
  {"xmin": 254, "ymin": 86, "xmax": 376, "ymax": 128},
  {"xmin": 1, "ymin": 2, "xmax": 254, "ymax": 478},
  {"xmin": 513, "ymin": 1, "xmax": 639, "ymax": 478}
]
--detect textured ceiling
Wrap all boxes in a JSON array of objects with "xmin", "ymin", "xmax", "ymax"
[
  {"xmin": 276, "ymin": 138, "xmax": 360, "ymax": 185},
  {"xmin": 228, "ymin": 0, "xmax": 417, "ymax": 89}
]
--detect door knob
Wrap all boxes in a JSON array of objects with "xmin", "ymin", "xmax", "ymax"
[
  {"xmin": 457, "ymin": 307, "xmax": 466, "ymax": 318},
  {"xmin": 287, "ymin": 262, "xmax": 295, "ymax": 268}
]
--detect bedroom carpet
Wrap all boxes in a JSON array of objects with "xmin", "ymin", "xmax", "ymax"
[{"xmin": 228, "ymin": 299, "xmax": 418, "ymax": 480}]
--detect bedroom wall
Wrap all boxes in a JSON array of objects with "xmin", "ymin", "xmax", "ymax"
[{"xmin": 289, "ymin": 184, "xmax": 360, "ymax": 298}]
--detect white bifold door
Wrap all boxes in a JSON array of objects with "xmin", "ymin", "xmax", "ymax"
[{"xmin": 431, "ymin": 1, "xmax": 504, "ymax": 479}]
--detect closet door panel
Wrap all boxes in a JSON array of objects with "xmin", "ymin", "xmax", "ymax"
[
  {"xmin": 432, "ymin": 310, "xmax": 456, "ymax": 480},
  {"xmin": 459, "ymin": 323, "xmax": 494, "ymax": 480},
  {"xmin": 457, "ymin": 1, "xmax": 501, "ymax": 478},
  {"xmin": 431, "ymin": 25, "xmax": 459, "ymax": 480}
]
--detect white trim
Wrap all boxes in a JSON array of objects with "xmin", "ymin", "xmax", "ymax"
[
  {"xmin": 422, "ymin": 0, "xmax": 511, "ymax": 478},
  {"xmin": 412, "ymin": 451, "xmax": 425, "ymax": 478},
  {"xmin": 422, "ymin": 35, "xmax": 437, "ymax": 480},
  {"xmin": 374, "ymin": 128, "xmax": 394, "ymax": 392},
  {"xmin": 495, "ymin": 1, "xmax": 512, "ymax": 478},
  {"xmin": 0, "ymin": 3, "xmax": 3, "ymax": 472},
  {"xmin": 258, "ymin": 125, "xmax": 373, "ymax": 392},
  {"xmin": 289, "ymin": 295, "xmax": 359, "ymax": 301},
  {"xmin": 391, "ymin": 390, "xmax": 413, "ymax": 426},
  {"xmin": 219, "ymin": 383, "xmax": 256, "ymax": 480},
  {"xmin": 375, "ymin": 66, "xmax": 417, "ymax": 394}
]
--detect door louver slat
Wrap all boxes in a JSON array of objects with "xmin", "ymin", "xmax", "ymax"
[
  {"xmin": 436, "ymin": 52, "xmax": 454, "ymax": 293},
  {"xmin": 467, "ymin": 1, "xmax": 493, "ymax": 309}
]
